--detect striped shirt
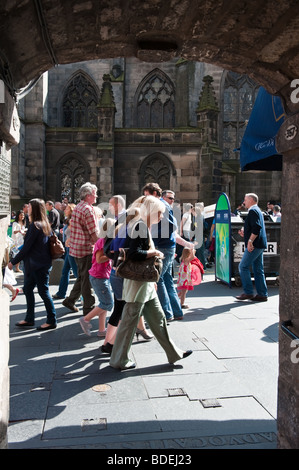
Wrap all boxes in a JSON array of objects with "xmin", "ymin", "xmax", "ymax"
[{"xmin": 69, "ymin": 201, "xmax": 97, "ymax": 258}]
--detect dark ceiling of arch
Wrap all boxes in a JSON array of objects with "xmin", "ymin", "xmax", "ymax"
[{"xmin": 1, "ymin": 0, "xmax": 299, "ymax": 107}]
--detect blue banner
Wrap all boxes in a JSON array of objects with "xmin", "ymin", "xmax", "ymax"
[{"xmin": 240, "ymin": 87, "xmax": 285, "ymax": 171}]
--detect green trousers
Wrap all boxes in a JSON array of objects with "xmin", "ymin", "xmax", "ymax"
[{"xmin": 110, "ymin": 296, "xmax": 184, "ymax": 369}]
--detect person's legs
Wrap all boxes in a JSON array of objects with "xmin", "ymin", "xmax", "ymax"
[
  {"xmin": 238, "ymin": 249, "xmax": 255, "ymax": 295},
  {"xmin": 195, "ymin": 243, "xmax": 206, "ymax": 269},
  {"xmin": 157, "ymin": 247, "xmax": 183, "ymax": 319},
  {"xmin": 104, "ymin": 323, "xmax": 119, "ymax": 345},
  {"xmin": 80, "ymin": 276, "xmax": 113, "ymax": 333},
  {"xmin": 109, "ymin": 302, "xmax": 142, "ymax": 369},
  {"xmin": 252, "ymin": 250, "xmax": 268, "ymax": 297},
  {"xmin": 68, "ymin": 253, "xmax": 78, "ymax": 278},
  {"xmin": 239, "ymin": 248, "xmax": 265, "ymax": 295},
  {"xmin": 142, "ymin": 297, "xmax": 184, "ymax": 364},
  {"xmin": 75, "ymin": 255, "xmax": 95, "ymax": 316},
  {"xmin": 65, "ymin": 262, "xmax": 82, "ymax": 307},
  {"xmin": 35, "ymin": 267, "xmax": 56, "ymax": 325},
  {"xmin": 80, "ymin": 306, "xmax": 106, "ymax": 335},
  {"xmin": 55, "ymin": 249, "xmax": 71, "ymax": 298},
  {"xmin": 22, "ymin": 270, "xmax": 36, "ymax": 324},
  {"xmin": 161, "ymin": 249, "xmax": 183, "ymax": 318},
  {"xmin": 179, "ymin": 288, "xmax": 187, "ymax": 306},
  {"xmin": 136, "ymin": 315, "xmax": 153, "ymax": 340},
  {"xmin": 156, "ymin": 248, "xmax": 174, "ymax": 319},
  {"xmin": 103, "ymin": 270, "xmax": 125, "ymax": 348}
]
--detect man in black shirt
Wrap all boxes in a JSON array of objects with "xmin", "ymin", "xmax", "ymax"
[
  {"xmin": 46, "ymin": 200, "xmax": 60, "ymax": 234},
  {"xmin": 236, "ymin": 193, "xmax": 268, "ymax": 302}
]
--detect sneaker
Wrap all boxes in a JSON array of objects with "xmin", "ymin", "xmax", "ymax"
[
  {"xmin": 62, "ymin": 298, "xmax": 79, "ymax": 312},
  {"xmin": 97, "ymin": 329, "xmax": 107, "ymax": 337},
  {"xmin": 79, "ymin": 317, "xmax": 92, "ymax": 336}
]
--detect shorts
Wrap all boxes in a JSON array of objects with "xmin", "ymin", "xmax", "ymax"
[{"xmin": 89, "ymin": 275, "xmax": 114, "ymax": 311}]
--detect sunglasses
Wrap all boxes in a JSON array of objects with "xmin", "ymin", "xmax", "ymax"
[{"xmin": 166, "ymin": 196, "xmax": 174, "ymax": 200}]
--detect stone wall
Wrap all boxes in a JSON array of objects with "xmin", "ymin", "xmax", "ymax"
[
  {"xmin": 11, "ymin": 58, "xmax": 282, "ymax": 210},
  {"xmin": 0, "ymin": 84, "xmax": 20, "ymax": 449},
  {"xmin": 114, "ymin": 129, "xmax": 202, "ymax": 204},
  {"xmin": 0, "ymin": 216, "xmax": 10, "ymax": 449}
]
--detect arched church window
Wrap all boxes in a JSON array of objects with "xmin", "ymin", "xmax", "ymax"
[
  {"xmin": 58, "ymin": 154, "xmax": 90, "ymax": 203},
  {"xmin": 139, "ymin": 153, "xmax": 176, "ymax": 191},
  {"xmin": 223, "ymin": 71, "xmax": 259, "ymax": 159},
  {"xmin": 62, "ymin": 73, "xmax": 98, "ymax": 128},
  {"xmin": 136, "ymin": 70, "xmax": 175, "ymax": 128}
]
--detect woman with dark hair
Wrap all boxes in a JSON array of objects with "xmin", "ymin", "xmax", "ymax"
[
  {"xmin": 8, "ymin": 198, "xmax": 57, "ymax": 331},
  {"xmin": 11, "ymin": 209, "xmax": 26, "ymax": 272}
]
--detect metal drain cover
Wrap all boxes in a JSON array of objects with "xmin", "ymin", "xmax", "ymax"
[
  {"xmin": 92, "ymin": 384, "xmax": 111, "ymax": 392},
  {"xmin": 200, "ymin": 398, "xmax": 222, "ymax": 408},
  {"xmin": 81, "ymin": 418, "xmax": 107, "ymax": 431},
  {"xmin": 167, "ymin": 388, "xmax": 186, "ymax": 397}
]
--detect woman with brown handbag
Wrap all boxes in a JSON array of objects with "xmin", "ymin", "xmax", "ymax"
[
  {"xmin": 109, "ymin": 195, "xmax": 192, "ymax": 370},
  {"xmin": 8, "ymin": 199, "xmax": 57, "ymax": 331}
]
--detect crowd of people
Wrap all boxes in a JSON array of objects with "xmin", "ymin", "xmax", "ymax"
[{"xmin": 3, "ymin": 183, "xmax": 279, "ymax": 369}]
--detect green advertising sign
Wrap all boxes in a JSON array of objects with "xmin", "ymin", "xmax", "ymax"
[{"xmin": 215, "ymin": 193, "xmax": 231, "ymax": 286}]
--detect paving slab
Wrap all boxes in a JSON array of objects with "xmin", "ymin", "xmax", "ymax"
[
  {"xmin": 43, "ymin": 399, "xmax": 162, "ymax": 439},
  {"xmin": 150, "ymin": 396, "xmax": 275, "ymax": 434},
  {"xmin": 142, "ymin": 371, "xmax": 247, "ymax": 400},
  {"xmin": 7, "ymin": 270, "xmax": 279, "ymax": 449}
]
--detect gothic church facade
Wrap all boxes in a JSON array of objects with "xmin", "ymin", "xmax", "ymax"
[{"xmin": 11, "ymin": 58, "xmax": 281, "ymax": 210}]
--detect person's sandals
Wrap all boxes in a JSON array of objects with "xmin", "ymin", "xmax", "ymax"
[{"xmin": 15, "ymin": 320, "xmax": 34, "ymax": 327}]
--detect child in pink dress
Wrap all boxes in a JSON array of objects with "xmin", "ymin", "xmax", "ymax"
[
  {"xmin": 177, "ymin": 247, "xmax": 204, "ymax": 308},
  {"xmin": 79, "ymin": 233, "xmax": 113, "ymax": 337}
]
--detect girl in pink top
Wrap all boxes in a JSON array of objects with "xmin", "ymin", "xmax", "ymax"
[{"xmin": 79, "ymin": 231, "xmax": 114, "ymax": 337}]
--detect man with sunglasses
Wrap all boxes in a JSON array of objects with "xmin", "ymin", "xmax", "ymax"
[{"xmin": 150, "ymin": 189, "xmax": 194, "ymax": 321}]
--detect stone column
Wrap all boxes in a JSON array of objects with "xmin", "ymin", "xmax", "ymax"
[
  {"xmin": 0, "ymin": 80, "xmax": 20, "ymax": 448},
  {"xmin": 97, "ymin": 74, "xmax": 116, "ymax": 201},
  {"xmin": 276, "ymin": 113, "xmax": 299, "ymax": 448},
  {"xmin": 196, "ymin": 76, "xmax": 222, "ymax": 205}
]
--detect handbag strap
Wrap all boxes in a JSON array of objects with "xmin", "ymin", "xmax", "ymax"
[
  {"xmin": 148, "ymin": 229, "xmax": 155, "ymax": 250},
  {"xmin": 129, "ymin": 219, "xmax": 154, "ymax": 250}
]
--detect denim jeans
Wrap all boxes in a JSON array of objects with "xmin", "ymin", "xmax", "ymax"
[
  {"xmin": 110, "ymin": 268, "xmax": 124, "ymax": 300},
  {"xmin": 89, "ymin": 275, "xmax": 114, "ymax": 311},
  {"xmin": 23, "ymin": 266, "xmax": 56, "ymax": 325},
  {"xmin": 156, "ymin": 247, "xmax": 183, "ymax": 319},
  {"xmin": 56, "ymin": 247, "xmax": 78, "ymax": 298},
  {"xmin": 239, "ymin": 248, "xmax": 268, "ymax": 296}
]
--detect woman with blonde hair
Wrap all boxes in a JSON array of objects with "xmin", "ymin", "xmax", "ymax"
[
  {"xmin": 8, "ymin": 198, "xmax": 57, "ymax": 330},
  {"xmin": 110, "ymin": 195, "xmax": 192, "ymax": 370}
]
